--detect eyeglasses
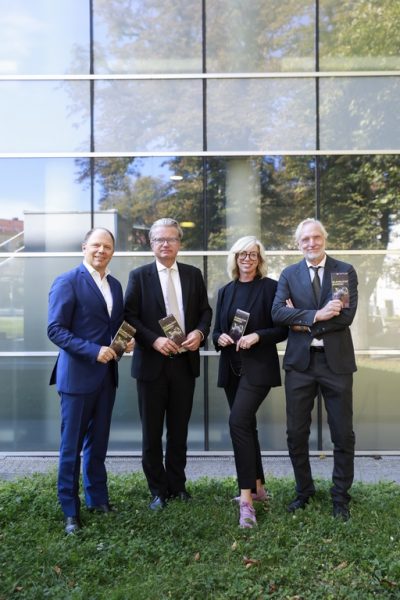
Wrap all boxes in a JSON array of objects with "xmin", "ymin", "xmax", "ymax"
[
  {"xmin": 152, "ymin": 237, "xmax": 180, "ymax": 245},
  {"xmin": 237, "ymin": 251, "xmax": 259, "ymax": 261}
]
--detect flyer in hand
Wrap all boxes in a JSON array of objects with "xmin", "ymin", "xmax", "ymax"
[
  {"xmin": 331, "ymin": 272, "xmax": 350, "ymax": 308},
  {"xmin": 110, "ymin": 320, "xmax": 136, "ymax": 360},
  {"xmin": 228, "ymin": 309, "xmax": 250, "ymax": 342},
  {"xmin": 159, "ymin": 314, "xmax": 186, "ymax": 346}
]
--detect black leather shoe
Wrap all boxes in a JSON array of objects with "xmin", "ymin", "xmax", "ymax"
[
  {"xmin": 287, "ymin": 496, "xmax": 312, "ymax": 513},
  {"xmin": 88, "ymin": 503, "xmax": 115, "ymax": 513},
  {"xmin": 65, "ymin": 516, "xmax": 82, "ymax": 535},
  {"xmin": 333, "ymin": 502, "xmax": 350, "ymax": 521},
  {"xmin": 169, "ymin": 490, "xmax": 192, "ymax": 502},
  {"xmin": 149, "ymin": 495, "xmax": 167, "ymax": 511}
]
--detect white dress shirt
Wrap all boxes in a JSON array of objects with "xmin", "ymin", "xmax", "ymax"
[
  {"xmin": 306, "ymin": 256, "xmax": 326, "ymax": 347},
  {"xmin": 156, "ymin": 260, "xmax": 185, "ymax": 330},
  {"xmin": 83, "ymin": 260, "xmax": 113, "ymax": 317}
]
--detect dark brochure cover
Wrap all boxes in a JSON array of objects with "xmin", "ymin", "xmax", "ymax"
[
  {"xmin": 229, "ymin": 309, "xmax": 250, "ymax": 342},
  {"xmin": 331, "ymin": 272, "xmax": 350, "ymax": 308},
  {"xmin": 110, "ymin": 320, "xmax": 136, "ymax": 361},
  {"xmin": 159, "ymin": 314, "xmax": 186, "ymax": 346}
]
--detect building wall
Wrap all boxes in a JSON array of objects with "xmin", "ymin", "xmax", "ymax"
[{"xmin": 0, "ymin": 1, "xmax": 399, "ymax": 451}]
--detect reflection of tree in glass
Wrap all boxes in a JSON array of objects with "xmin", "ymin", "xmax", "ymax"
[
  {"xmin": 206, "ymin": 0, "xmax": 315, "ymax": 72},
  {"xmin": 319, "ymin": 0, "xmax": 400, "ymax": 71},
  {"xmin": 93, "ymin": 0, "xmax": 202, "ymax": 74}
]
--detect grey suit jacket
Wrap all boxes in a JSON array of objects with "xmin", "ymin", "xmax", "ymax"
[{"xmin": 271, "ymin": 255, "xmax": 358, "ymax": 374}]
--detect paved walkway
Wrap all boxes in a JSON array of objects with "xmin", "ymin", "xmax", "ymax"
[{"xmin": 1, "ymin": 453, "xmax": 399, "ymax": 484}]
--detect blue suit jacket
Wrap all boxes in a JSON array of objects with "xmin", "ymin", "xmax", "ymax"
[
  {"xmin": 48, "ymin": 263, "xmax": 124, "ymax": 394},
  {"xmin": 271, "ymin": 255, "xmax": 358, "ymax": 374},
  {"xmin": 212, "ymin": 277, "xmax": 287, "ymax": 388}
]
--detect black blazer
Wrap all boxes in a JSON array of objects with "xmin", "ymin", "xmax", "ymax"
[
  {"xmin": 271, "ymin": 255, "xmax": 358, "ymax": 374},
  {"xmin": 212, "ymin": 277, "xmax": 288, "ymax": 388},
  {"xmin": 124, "ymin": 261, "xmax": 212, "ymax": 382}
]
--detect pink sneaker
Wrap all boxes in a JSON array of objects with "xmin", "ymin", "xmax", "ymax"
[
  {"xmin": 239, "ymin": 502, "xmax": 257, "ymax": 528},
  {"xmin": 233, "ymin": 489, "xmax": 271, "ymax": 503}
]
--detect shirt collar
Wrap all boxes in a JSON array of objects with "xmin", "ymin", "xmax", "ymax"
[
  {"xmin": 156, "ymin": 259, "xmax": 178, "ymax": 272},
  {"xmin": 83, "ymin": 259, "xmax": 111, "ymax": 279},
  {"xmin": 306, "ymin": 255, "xmax": 327, "ymax": 269}
]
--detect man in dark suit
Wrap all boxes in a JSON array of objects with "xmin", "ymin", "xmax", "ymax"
[
  {"xmin": 48, "ymin": 228, "xmax": 133, "ymax": 534},
  {"xmin": 124, "ymin": 218, "xmax": 212, "ymax": 510},
  {"xmin": 272, "ymin": 218, "xmax": 358, "ymax": 520}
]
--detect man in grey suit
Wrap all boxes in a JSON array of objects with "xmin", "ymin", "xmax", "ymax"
[{"xmin": 272, "ymin": 218, "xmax": 358, "ymax": 521}]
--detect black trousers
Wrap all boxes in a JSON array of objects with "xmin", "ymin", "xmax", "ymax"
[
  {"xmin": 285, "ymin": 351, "xmax": 355, "ymax": 504},
  {"xmin": 225, "ymin": 372, "xmax": 271, "ymax": 490},
  {"xmin": 137, "ymin": 353, "xmax": 195, "ymax": 498}
]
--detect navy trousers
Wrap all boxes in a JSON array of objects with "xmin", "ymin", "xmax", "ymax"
[{"xmin": 58, "ymin": 366, "xmax": 116, "ymax": 517}]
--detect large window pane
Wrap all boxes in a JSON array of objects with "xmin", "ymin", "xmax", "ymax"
[
  {"xmin": 0, "ymin": 159, "xmax": 91, "ymax": 253},
  {"xmin": 206, "ymin": 156, "xmax": 315, "ymax": 250},
  {"xmin": 319, "ymin": 155, "xmax": 400, "ymax": 251},
  {"xmin": 0, "ymin": 0, "xmax": 90, "ymax": 75},
  {"xmin": 94, "ymin": 81, "xmax": 203, "ymax": 152},
  {"xmin": 93, "ymin": 0, "xmax": 202, "ymax": 74},
  {"xmin": 207, "ymin": 0, "xmax": 315, "ymax": 73},
  {"xmin": 319, "ymin": 0, "xmax": 400, "ymax": 71},
  {"xmin": 207, "ymin": 79, "xmax": 315, "ymax": 152},
  {"xmin": 0, "ymin": 82, "xmax": 90, "ymax": 152},
  {"xmin": 90, "ymin": 157, "xmax": 205, "ymax": 249},
  {"xmin": 319, "ymin": 77, "xmax": 400, "ymax": 151}
]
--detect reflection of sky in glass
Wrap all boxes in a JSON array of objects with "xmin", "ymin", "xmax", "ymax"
[
  {"xmin": 0, "ymin": 157, "xmax": 176, "ymax": 222},
  {"xmin": 0, "ymin": 0, "xmax": 89, "ymax": 74},
  {"xmin": 0, "ymin": 159, "xmax": 89, "ymax": 220},
  {"xmin": 0, "ymin": 81, "xmax": 90, "ymax": 152}
]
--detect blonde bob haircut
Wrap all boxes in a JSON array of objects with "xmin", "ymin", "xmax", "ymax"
[{"xmin": 227, "ymin": 236, "xmax": 268, "ymax": 281}]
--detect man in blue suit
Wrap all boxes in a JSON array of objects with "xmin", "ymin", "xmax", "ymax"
[
  {"xmin": 272, "ymin": 218, "xmax": 358, "ymax": 521},
  {"xmin": 48, "ymin": 228, "xmax": 133, "ymax": 534}
]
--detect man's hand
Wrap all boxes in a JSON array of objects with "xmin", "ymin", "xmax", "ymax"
[
  {"xmin": 153, "ymin": 336, "xmax": 180, "ymax": 356},
  {"xmin": 236, "ymin": 332, "xmax": 260, "ymax": 351},
  {"xmin": 97, "ymin": 346, "xmax": 117, "ymax": 363},
  {"xmin": 315, "ymin": 299, "xmax": 342, "ymax": 322},
  {"xmin": 181, "ymin": 330, "xmax": 203, "ymax": 352},
  {"xmin": 218, "ymin": 333, "xmax": 235, "ymax": 348},
  {"xmin": 125, "ymin": 339, "xmax": 135, "ymax": 354},
  {"xmin": 286, "ymin": 298, "xmax": 294, "ymax": 308}
]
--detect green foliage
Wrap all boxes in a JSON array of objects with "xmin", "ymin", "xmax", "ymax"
[{"xmin": 0, "ymin": 473, "xmax": 399, "ymax": 599}]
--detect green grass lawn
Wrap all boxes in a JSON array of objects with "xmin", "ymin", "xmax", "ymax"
[{"xmin": 0, "ymin": 473, "xmax": 399, "ymax": 599}]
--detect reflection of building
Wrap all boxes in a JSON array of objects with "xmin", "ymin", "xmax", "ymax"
[
  {"xmin": 1, "ymin": 3, "xmax": 400, "ymax": 453},
  {"xmin": 24, "ymin": 210, "xmax": 129, "ymax": 251},
  {"xmin": 0, "ymin": 218, "xmax": 23, "ymax": 251}
]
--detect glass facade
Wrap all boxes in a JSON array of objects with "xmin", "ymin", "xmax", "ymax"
[{"xmin": 1, "ymin": 1, "xmax": 399, "ymax": 452}]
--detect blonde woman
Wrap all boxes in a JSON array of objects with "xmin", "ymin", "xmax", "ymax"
[{"xmin": 213, "ymin": 236, "xmax": 287, "ymax": 528}]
